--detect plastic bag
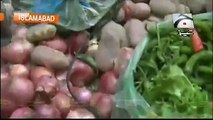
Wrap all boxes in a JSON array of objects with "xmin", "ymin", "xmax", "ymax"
[
  {"xmin": 17, "ymin": 0, "xmax": 124, "ymax": 31},
  {"xmin": 111, "ymin": 37, "xmax": 155, "ymax": 118}
]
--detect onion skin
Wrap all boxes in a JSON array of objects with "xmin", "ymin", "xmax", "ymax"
[
  {"xmin": 35, "ymin": 104, "xmax": 61, "ymax": 118},
  {"xmin": 41, "ymin": 36, "xmax": 67, "ymax": 53},
  {"xmin": 68, "ymin": 31, "xmax": 89, "ymax": 55},
  {"xmin": 98, "ymin": 71, "xmax": 118, "ymax": 94},
  {"xmin": 9, "ymin": 64, "xmax": 29, "ymax": 78},
  {"xmin": 58, "ymin": 79, "xmax": 72, "ymax": 97},
  {"xmin": 90, "ymin": 92, "xmax": 113, "ymax": 118},
  {"xmin": 8, "ymin": 77, "xmax": 35, "ymax": 106},
  {"xmin": 1, "ymin": 39, "xmax": 34, "ymax": 64},
  {"xmin": 70, "ymin": 86, "xmax": 92, "ymax": 105},
  {"xmin": 70, "ymin": 60, "xmax": 95, "ymax": 87},
  {"xmin": 10, "ymin": 107, "xmax": 35, "ymax": 118},
  {"xmin": 66, "ymin": 108, "xmax": 95, "ymax": 119},
  {"xmin": 30, "ymin": 66, "xmax": 54, "ymax": 84},
  {"xmin": 36, "ymin": 75, "xmax": 59, "ymax": 98},
  {"xmin": 51, "ymin": 92, "xmax": 73, "ymax": 117}
]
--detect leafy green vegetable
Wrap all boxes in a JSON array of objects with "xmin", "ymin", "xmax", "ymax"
[{"xmin": 142, "ymin": 65, "xmax": 211, "ymax": 118}]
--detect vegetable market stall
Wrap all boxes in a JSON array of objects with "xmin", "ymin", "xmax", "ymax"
[{"xmin": 1, "ymin": 0, "xmax": 212, "ymax": 119}]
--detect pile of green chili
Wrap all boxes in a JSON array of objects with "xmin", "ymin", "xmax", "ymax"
[{"xmin": 134, "ymin": 19, "xmax": 213, "ymax": 118}]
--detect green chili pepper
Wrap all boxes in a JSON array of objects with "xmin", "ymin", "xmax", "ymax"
[
  {"xmin": 141, "ymin": 58, "xmax": 158, "ymax": 72},
  {"xmin": 157, "ymin": 51, "xmax": 165, "ymax": 62},
  {"xmin": 185, "ymin": 51, "xmax": 213, "ymax": 74},
  {"xmin": 180, "ymin": 46, "xmax": 193, "ymax": 55},
  {"xmin": 175, "ymin": 54, "xmax": 188, "ymax": 65},
  {"xmin": 194, "ymin": 21, "xmax": 213, "ymax": 41},
  {"xmin": 196, "ymin": 66, "xmax": 213, "ymax": 75},
  {"xmin": 146, "ymin": 39, "xmax": 158, "ymax": 51},
  {"xmin": 188, "ymin": 77, "xmax": 204, "ymax": 86},
  {"xmin": 206, "ymin": 41, "xmax": 212, "ymax": 51}
]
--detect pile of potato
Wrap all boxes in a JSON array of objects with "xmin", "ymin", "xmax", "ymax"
[{"xmin": 1, "ymin": 0, "xmax": 212, "ymax": 119}]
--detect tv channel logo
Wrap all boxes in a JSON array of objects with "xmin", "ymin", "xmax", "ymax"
[{"xmin": 173, "ymin": 13, "xmax": 194, "ymax": 37}]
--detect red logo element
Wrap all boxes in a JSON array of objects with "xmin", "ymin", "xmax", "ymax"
[{"xmin": 183, "ymin": 22, "xmax": 187, "ymax": 25}]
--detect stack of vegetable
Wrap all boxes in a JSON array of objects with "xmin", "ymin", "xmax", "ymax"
[
  {"xmin": 1, "ymin": 0, "xmax": 212, "ymax": 119},
  {"xmin": 134, "ymin": 15, "xmax": 213, "ymax": 118}
]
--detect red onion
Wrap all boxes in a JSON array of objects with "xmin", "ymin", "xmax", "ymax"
[
  {"xmin": 1, "ymin": 39, "xmax": 34, "ymax": 64},
  {"xmin": 8, "ymin": 77, "xmax": 35, "ymax": 106},
  {"xmin": 51, "ymin": 92, "xmax": 73, "ymax": 117},
  {"xmin": 12, "ymin": 26, "xmax": 28, "ymax": 40},
  {"xmin": 35, "ymin": 104, "xmax": 61, "ymax": 118},
  {"xmin": 66, "ymin": 108, "xmax": 95, "ymax": 119},
  {"xmin": 70, "ymin": 86, "xmax": 92, "ymax": 105},
  {"xmin": 36, "ymin": 75, "xmax": 59, "ymax": 98},
  {"xmin": 70, "ymin": 60, "xmax": 95, "ymax": 87},
  {"xmin": 9, "ymin": 64, "xmax": 29, "ymax": 78},
  {"xmin": 41, "ymin": 36, "xmax": 67, "ymax": 53},
  {"xmin": 10, "ymin": 107, "xmax": 35, "ymax": 118},
  {"xmin": 98, "ymin": 71, "xmax": 118, "ymax": 94},
  {"xmin": 67, "ymin": 31, "xmax": 89, "ymax": 55},
  {"xmin": 30, "ymin": 66, "xmax": 54, "ymax": 84},
  {"xmin": 1, "ymin": 98, "xmax": 18, "ymax": 118},
  {"xmin": 90, "ymin": 92, "xmax": 113, "ymax": 118},
  {"xmin": 1, "ymin": 67, "xmax": 10, "ymax": 96}
]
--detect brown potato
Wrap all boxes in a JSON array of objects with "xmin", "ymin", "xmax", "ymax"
[
  {"xmin": 124, "ymin": 19, "xmax": 147, "ymax": 47},
  {"xmin": 26, "ymin": 24, "xmax": 56, "ymax": 42},
  {"xmin": 164, "ymin": 14, "xmax": 173, "ymax": 20},
  {"xmin": 95, "ymin": 21, "xmax": 128, "ymax": 72},
  {"xmin": 149, "ymin": 0, "xmax": 176, "ymax": 17},
  {"xmin": 170, "ymin": 0, "xmax": 180, "ymax": 4},
  {"xmin": 179, "ymin": 0, "xmax": 206, "ymax": 13},
  {"xmin": 147, "ymin": 14, "xmax": 163, "ymax": 22},
  {"xmin": 132, "ymin": 3, "xmax": 151, "ymax": 20},
  {"xmin": 176, "ymin": 4, "xmax": 190, "ymax": 13},
  {"xmin": 206, "ymin": 0, "xmax": 212, "ymax": 12},
  {"xmin": 31, "ymin": 46, "xmax": 69, "ymax": 70}
]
